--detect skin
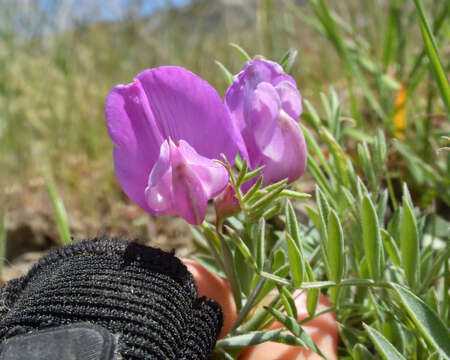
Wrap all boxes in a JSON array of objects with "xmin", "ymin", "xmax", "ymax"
[
  {"xmin": 238, "ymin": 291, "xmax": 338, "ymax": 360},
  {"xmin": 183, "ymin": 259, "xmax": 338, "ymax": 359},
  {"xmin": 182, "ymin": 259, "xmax": 237, "ymax": 339}
]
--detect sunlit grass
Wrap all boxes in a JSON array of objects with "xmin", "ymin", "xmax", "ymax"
[{"xmin": 0, "ymin": 0, "xmax": 448, "ymax": 241}]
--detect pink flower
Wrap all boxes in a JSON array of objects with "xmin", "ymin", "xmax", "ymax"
[
  {"xmin": 106, "ymin": 66, "xmax": 246, "ymax": 225},
  {"xmin": 225, "ymin": 59, "xmax": 307, "ymax": 188}
]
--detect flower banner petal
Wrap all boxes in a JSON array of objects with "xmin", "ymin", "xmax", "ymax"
[
  {"xmin": 106, "ymin": 81, "xmax": 164, "ymax": 212},
  {"xmin": 136, "ymin": 66, "xmax": 246, "ymax": 163}
]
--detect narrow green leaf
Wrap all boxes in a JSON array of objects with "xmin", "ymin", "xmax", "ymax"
[
  {"xmin": 224, "ymin": 226, "xmax": 256, "ymax": 270},
  {"xmin": 353, "ymin": 343, "xmax": 376, "ymax": 360},
  {"xmin": 356, "ymin": 177, "xmax": 369, "ymax": 202},
  {"xmin": 279, "ymin": 286, "xmax": 298, "ymax": 320},
  {"xmin": 357, "ymin": 142, "xmax": 375, "ymax": 192},
  {"xmin": 262, "ymin": 203, "xmax": 282, "ymax": 220},
  {"xmin": 420, "ymin": 247, "xmax": 450, "ymax": 293},
  {"xmin": 201, "ymin": 222, "xmax": 222, "ymax": 254},
  {"xmin": 216, "ymin": 329, "xmax": 282, "ymax": 348},
  {"xmin": 305, "ymin": 262, "xmax": 319, "ymax": 317},
  {"xmin": 286, "ymin": 233, "xmax": 304, "ymax": 288},
  {"xmin": 43, "ymin": 171, "xmax": 71, "ymax": 246},
  {"xmin": 362, "ymin": 196, "xmax": 382, "ymax": 280},
  {"xmin": 300, "ymin": 122, "xmax": 335, "ymax": 186},
  {"xmin": 218, "ymin": 350, "xmax": 234, "ymax": 360},
  {"xmin": 247, "ymin": 179, "xmax": 288, "ymax": 211},
  {"xmin": 241, "ymin": 165, "xmax": 265, "ymax": 183},
  {"xmin": 307, "ymin": 157, "xmax": 336, "ymax": 207},
  {"xmin": 315, "ymin": 185, "xmax": 330, "ymax": 238},
  {"xmin": 236, "ymin": 159, "xmax": 248, "ymax": 187},
  {"xmin": 400, "ymin": 186, "xmax": 420, "ymax": 289},
  {"xmin": 413, "ymin": 0, "xmax": 450, "ymax": 117},
  {"xmin": 265, "ymin": 306, "xmax": 329, "ymax": 359},
  {"xmin": 259, "ymin": 271, "xmax": 290, "ymax": 286},
  {"xmin": 391, "ymin": 283, "xmax": 450, "ymax": 358},
  {"xmin": 303, "ymin": 100, "xmax": 322, "ymax": 130},
  {"xmin": 279, "ymin": 190, "xmax": 311, "ymax": 199},
  {"xmin": 278, "ymin": 48, "xmax": 298, "ymax": 73},
  {"xmin": 285, "ymin": 201, "xmax": 301, "ymax": 249},
  {"xmin": 229, "ymin": 42, "xmax": 252, "ymax": 62},
  {"xmin": 377, "ymin": 189, "xmax": 389, "ymax": 223},
  {"xmin": 232, "ymin": 275, "xmax": 266, "ymax": 331},
  {"xmin": 242, "ymin": 176, "xmax": 263, "ymax": 202},
  {"xmin": 305, "ymin": 205, "xmax": 322, "ymax": 231},
  {"xmin": 428, "ymin": 351, "xmax": 443, "ymax": 360},
  {"xmin": 374, "ymin": 130, "xmax": 387, "ymax": 175},
  {"xmin": 364, "ymin": 324, "xmax": 406, "ymax": 360},
  {"xmin": 256, "ymin": 218, "xmax": 265, "ymax": 271},
  {"xmin": 272, "ymin": 331, "xmax": 310, "ymax": 348},
  {"xmin": 189, "ymin": 225, "xmax": 209, "ymax": 252},
  {"xmin": 240, "ymin": 295, "xmax": 282, "ymax": 333},
  {"xmin": 215, "ymin": 60, "xmax": 234, "ymax": 86},
  {"xmin": 327, "ymin": 209, "xmax": 344, "ymax": 283},
  {"xmin": 381, "ymin": 229, "xmax": 401, "ymax": 267},
  {"xmin": 320, "ymin": 126, "xmax": 350, "ymax": 187},
  {"xmin": 219, "ymin": 234, "xmax": 242, "ymax": 311},
  {"xmin": 382, "ymin": 316, "xmax": 405, "ymax": 356}
]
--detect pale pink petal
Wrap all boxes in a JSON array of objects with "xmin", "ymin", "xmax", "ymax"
[{"xmin": 276, "ymin": 80, "xmax": 303, "ymax": 121}]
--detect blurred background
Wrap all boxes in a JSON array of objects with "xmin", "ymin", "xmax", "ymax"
[{"xmin": 0, "ymin": 0, "xmax": 448, "ymax": 281}]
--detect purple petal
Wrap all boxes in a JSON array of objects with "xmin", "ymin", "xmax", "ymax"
[
  {"xmin": 106, "ymin": 81, "xmax": 164, "ymax": 212},
  {"xmin": 145, "ymin": 140, "xmax": 172, "ymax": 215},
  {"xmin": 145, "ymin": 139, "xmax": 229, "ymax": 225},
  {"xmin": 276, "ymin": 81, "xmax": 303, "ymax": 121},
  {"xmin": 225, "ymin": 60, "xmax": 284, "ymax": 133},
  {"xmin": 250, "ymin": 82, "xmax": 281, "ymax": 149},
  {"xmin": 177, "ymin": 140, "xmax": 229, "ymax": 198},
  {"xmin": 260, "ymin": 111, "xmax": 307, "ymax": 185},
  {"xmin": 106, "ymin": 66, "xmax": 244, "ymax": 216},
  {"xmin": 136, "ymin": 66, "xmax": 247, "ymax": 163},
  {"xmin": 225, "ymin": 59, "xmax": 298, "ymax": 165}
]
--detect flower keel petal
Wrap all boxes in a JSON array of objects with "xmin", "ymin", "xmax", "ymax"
[{"xmin": 145, "ymin": 139, "xmax": 229, "ymax": 225}]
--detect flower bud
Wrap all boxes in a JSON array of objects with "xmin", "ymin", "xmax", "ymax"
[
  {"xmin": 225, "ymin": 59, "xmax": 307, "ymax": 189},
  {"xmin": 214, "ymin": 184, "xmax": 241, "ymax": 226}
]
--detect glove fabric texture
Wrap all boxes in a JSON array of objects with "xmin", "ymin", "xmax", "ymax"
[{"xmin": 0, "ymin": 237, "xmax": 223, "ymax": 359}]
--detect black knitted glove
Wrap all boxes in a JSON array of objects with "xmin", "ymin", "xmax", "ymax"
[{"xmin": 0, "ymin": 237, "xmax": 223, "ymax": 359}]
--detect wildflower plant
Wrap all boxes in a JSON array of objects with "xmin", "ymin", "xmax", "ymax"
[{"xmin": 104, "ymin": 42, "xmax": 449, "ymax": 360}]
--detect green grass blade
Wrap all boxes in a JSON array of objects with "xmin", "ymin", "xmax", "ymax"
[
  {"xmin": 412, "ymin": 0, "xmax": 450, "ymax": 117},
  {"xmin": 215, "ymin": 60, "xmax": 234, "ymax": 86},
  {"xmin": 43, "ymin": 171, "xmax": 71, "ymax": 246},
  {"xmin": 229, "ymin": 42, "xmax": 252, "ymax": 62},
  {"xmin": 364, "ymin": 323, "xmax": 406, "ymax": 360},
  {"xmin": 278, "ymin": 48, "xmax": 298, "ymax": 74},
  {"xmin": 308, "ymin": 0, "xmax": 387, "ymax": 121},
  {"xmin": 391, "ymin": 284, "xmax": 450, "ymax": 358}
]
